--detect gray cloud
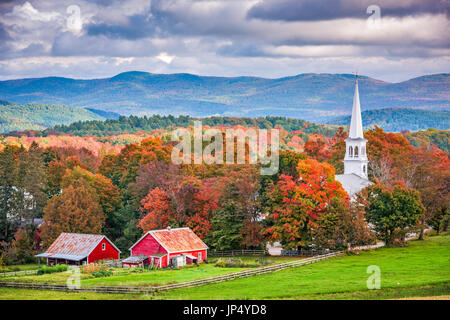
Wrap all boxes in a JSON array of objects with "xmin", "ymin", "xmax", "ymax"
[
  {"xmin": 0, "ymin": 0, "xmax": 448, "ymax": 82},
  {"xmin": 0, "ymin": 22, "xmax": 11, "ymax": 41},
  {"xmin": 87, "ymin": 13, "xmax": 158, "ymax": 40},
  {"xmin": 247, "ymin": 0, "xmax": 449, "ymax": 21},
  {"xmin": 84, "ymin": 0, "xmax": 248, "ymax": 40},
  {"xmin": 218, "ymin": 41, "xmax": 273, "ymax": 58}
]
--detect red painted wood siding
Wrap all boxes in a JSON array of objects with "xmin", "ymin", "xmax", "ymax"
[
  {"xmin": 161, "ymin": 255, "xmax": 168, "ymax": 268},
  {"xmin": 131, "ymin": 233, "xmax": 167, "ymax": 257},
  {"xmin": 88, "ymin": 238, "xmax": 119, "ymax": 263},
  {"xmin": 131, "ymin": 233, "xmax": 207, "ymax": 268}
]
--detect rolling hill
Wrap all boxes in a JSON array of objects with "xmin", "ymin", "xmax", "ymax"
[
  {"xmin": 0, "ymin": 103, "xmax": 118, "ymax": 133},
  {"xmin": 327, "ymin": 108, "xmax": 450, "ymax": 132},
  {"xmin": 0, "ymin": 72, "xmax": 448, "ymax": 123}
]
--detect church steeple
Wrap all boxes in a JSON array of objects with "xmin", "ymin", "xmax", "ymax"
[
  {"xmin": 343, "ymin": 75, "xmax": 368, "ymax": 178},
  {"xmin": 349, "ymin": 77, "xmax": 364, "ymax": 139}
]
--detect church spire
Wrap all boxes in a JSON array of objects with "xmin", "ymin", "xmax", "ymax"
[
  {"xmin": 341, "ymin": 74, "xmax": 368, "ymax": 179},
  {"xmin": 349, "ymin": 76, "xmax": 364, "ymax": 139}
]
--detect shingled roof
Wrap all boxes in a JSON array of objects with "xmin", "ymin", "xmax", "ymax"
[
  {"xmin": 130, "ymin": 227, "xmax": 208, "ymax": 253},
  {"xmin": 35, "ymin": 233, "xmax": 120, "ymax": 261}
]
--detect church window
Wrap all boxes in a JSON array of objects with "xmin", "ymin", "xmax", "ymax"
[
  {"xmin": 354, "ymin": 146, "xmax": 359, "ymax": 157},
  {"xmin": 349, "ymin": 146, "xmax": 353, "ymax": 157},
  {"xmin": 363, "ymin": 165, "xmax": 366, "ymax": 174}
]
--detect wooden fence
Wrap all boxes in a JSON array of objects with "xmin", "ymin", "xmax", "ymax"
[
  {"xmin": 208, "ymin": 249, "xmax": 267, "ymax": 257},
  {"xmin": 280, "ymin": 249, "xmax": 332, "ymax": 257},
  {"xmin": 0, "ymin": 270, "xmax": 38, "ymax": 278},
  {"xmin": 0, "ymin": 251, "xmax": 342, "ymax": 294}
]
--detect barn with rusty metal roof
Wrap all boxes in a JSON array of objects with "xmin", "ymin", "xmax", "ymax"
[
  {"xmin": 125, "ymin": 227, "xmax": 208, "ymax": 268},
  {"xmin": 35, "ymin": 233, "xmax": 120, "ymax": 265}
]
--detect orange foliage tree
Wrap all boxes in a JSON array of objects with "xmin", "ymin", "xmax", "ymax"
[
  {"xmin": 99, "ymin": 137, "xmax": 172, "ymax": 187},
  {"xmin": 365, "ymin": 126, "xmax": 413, "ymax": 183},
  {"xmin": 40, "ymin": 179, "xmax": 105, "ymax": 247},
  {"xmin": 264, "ymin": 158, "xmax": 349, "ymax": 249},
  {"xmin": 61, "ymin": 166, "xmax": 122, "ymax": 238}
]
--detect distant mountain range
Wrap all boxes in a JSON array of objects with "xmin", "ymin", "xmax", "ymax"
[
  {"xmin": 328, "ymin": 108, "xmax": 450, "ymax": 132},
  {"xmin": 0, "ymin": 72, "xmax": 448, "ymax": 123}
]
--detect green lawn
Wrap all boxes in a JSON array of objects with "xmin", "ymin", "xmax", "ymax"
[
  {"xmin": 0, "ymin": 234, "xmax": 448, "ymax": 299},
  {"xmin": 82, "ymin": 264, "xmax": 250, "ymax": 287},
  {"xmin": 0, "ymin": 264, "xmax": 39, "ymax": 272},
  {"xmin": 159, "ymin": 233, "xmax": 450, "ymax": 299},
  {"xmin": 0, "ymin": 288, "xmax": 146, "ymax": 300},
  {"xmin": 83, "ymin": 256, "xmax": 296, "ymax": 286},
  {"xmin": 2, "ymin": 256, "xmax": 296, "ymax": 287}
]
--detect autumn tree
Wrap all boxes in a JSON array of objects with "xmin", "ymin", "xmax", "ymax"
[
  {"xmin": 264, "ymin": 158, "xmax": 349, "ymax": 249},
  {"xmin": 0, "ymin": 143, "xmax": 47, "ymax": 242},
  {"xmin": 0, "ymin": 145, "xmax": 23, "ymax": 241},
  {"xmin": 61, "ymin": 166, "xmax": 122, "ymax": 239},
  {"xmin": 365, "ymin": 126, "xmax": 413, "ymax": 183},
  {"xmin": 17, "ymin": 142, "xmax": 47, "ymax": 223},
  {"xmin": 364, "ymin": 182, "xmax": 424, "ymax": 245},
  {"xmin": 208, "ymin": 166, "xmax": 262, "ymax": 250},
  {"xmin": 304, "ymin": 127, "xmax": 347, "ymax": 174},
  {"xmin": 304, "ymin": 134, "xmax": 332, "ymax": 162},
  {"xmin": 428, "ymin": 207, "xmax": 449, "ymax": 234},
  {"xmin": 403, "ymin": 145, "xmax": 450, "ymax": 239},
  {"xmin": 312, "ymin": 198, "xmax": 375, "ymax": 250},
  {"xmin": 40, "ymin": 179, "xmax": 104, "ymax": 247},
  {"xmin": 99, "ymin": 137, "xmax": 172, "ymax": 188},
  {"xmin": 138, "ymin": 187, "xmax": 172, "ymax": 231},
  {"xmin": 328, "ymin": 127, "xmax": 347, "ymax": 174},
  {"xmin": 44, "ymin": 155, "xmax": 87, "ymax": 197},
  {"xmin": 138, "ymin": 175, "xmax": 220, "ymax": 239},
  {"xmin": 10, "ymin": 228, "xmax": 34, "ymax": 264},
  {"xmin": 259, "ymin": 150, "xmax": 306, "ymax": 214}
]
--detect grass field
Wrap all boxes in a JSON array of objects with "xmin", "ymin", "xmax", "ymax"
[
  {"xmin": 0, "ymin": 233, "xmax": 448, "ymax": 300},
  {"xmin": 0, "ymin": 264, "xmax": 39, "ymax": 273},
  {"xmin": 2, "ymin": 256, "xmax": 297, "ymax": 286},
  {"xmin": 160, "ymin": 233, "xmax": 450, "ymax": 299}
]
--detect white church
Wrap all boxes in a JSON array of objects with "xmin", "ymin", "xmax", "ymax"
[
  {"xmin": 266, "ymin": 77, "xmax": 372, "ymax": 255},
  {"xmin": 335, "ymin": 78, "xmax": 372, "ymax": 198}
]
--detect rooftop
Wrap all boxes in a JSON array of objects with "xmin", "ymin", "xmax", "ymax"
[
  {"xmin": 35, "ymin": 233, "xmax": 120, "ymax": 261},
  {"xmin": 131, "ymin": 227, "xmax": 208, "ymax": 253}
]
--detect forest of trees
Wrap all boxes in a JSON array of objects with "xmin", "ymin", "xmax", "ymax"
[
  {"xmin": 5, "ymin": 114, "xmax": 448, "ymax": 152},
  {"xmin": 51, "ymin": 115, "xmax": 336, "ymax": 137},
  {"xmin": 0, "ymin": 120, "xmax": 448, "ymax": 265},
  {"xmin": 0, "ymin": 103, "xmax": 108, "ymax": 133},
  {"xmin": 329, "ymin": 108, "xmax": 450, "ymax": 132}
]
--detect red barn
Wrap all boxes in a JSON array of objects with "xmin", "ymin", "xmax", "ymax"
[
  {"xmin": 123, "ymin": 227, "xmax": 208, "ymax": 268},
  {"xmin": 35, "ymin": 233, "xmax": 120, "ymax": 265}
]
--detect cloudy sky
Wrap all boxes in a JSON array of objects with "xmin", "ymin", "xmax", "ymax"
[{"xmin": 0, "ymin": 0, "xmax": 448, "ymax": 82}]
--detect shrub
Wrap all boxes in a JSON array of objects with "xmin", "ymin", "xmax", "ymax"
[
  {"xmin": 92, "ymin": 270, "xmax": 113, "ymax": 278},
  {"xmin": 214, "ymin": 258, "xmax": 258, "ymax": 268},
  {"xmin": 81, "ymin": 263, "xmax": 102, "ymax": 274},
  {"xmin": 37, "ymin": 264, "xmax": 68, "ymax": 275}
]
